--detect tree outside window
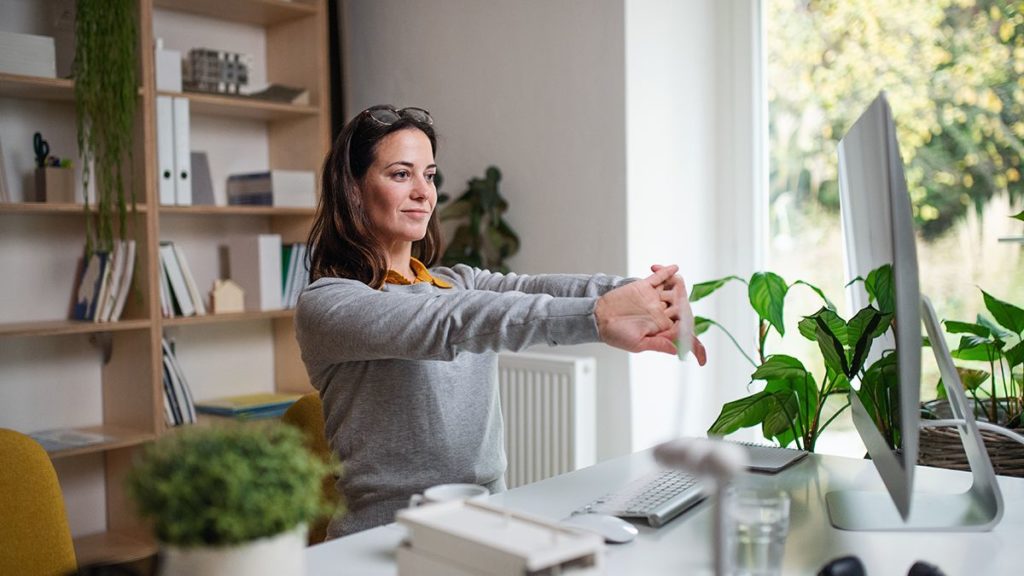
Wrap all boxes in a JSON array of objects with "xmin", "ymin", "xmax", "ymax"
[{"xmin": 767, "ymin": 0, "xmax": 1024, "ymax": 454}]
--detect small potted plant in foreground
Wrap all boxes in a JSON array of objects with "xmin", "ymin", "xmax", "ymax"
[{"xmin": 126, "ymin": 422, "xmax": 336, "ymax": 576}]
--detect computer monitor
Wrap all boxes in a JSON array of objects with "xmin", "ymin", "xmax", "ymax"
[{"xmin": 825, "ymin": 91, "xmax": 1004, "ymax": 531}]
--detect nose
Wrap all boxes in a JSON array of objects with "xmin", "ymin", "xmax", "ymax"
[{"xmin": 411, "ymin": 173, "xmax": 432, "ymax": 201}]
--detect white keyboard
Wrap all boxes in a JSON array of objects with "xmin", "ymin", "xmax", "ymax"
[{"xmin": 575, "ymin": 469, "xmax": 706, "ymax": 528}]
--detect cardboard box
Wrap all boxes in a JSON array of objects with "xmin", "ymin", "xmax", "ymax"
[{"xmin": 33, "ymin": 167, "xmax": 75, "ymax": 203}]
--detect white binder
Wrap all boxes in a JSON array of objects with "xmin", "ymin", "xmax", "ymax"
[
  {"xmin": 156, "ymin": 96, "xmax": 175, "ymax": 205},
  {"xmin": 172, "ymin": 97, "xmax": 192, "ymax": 205}
]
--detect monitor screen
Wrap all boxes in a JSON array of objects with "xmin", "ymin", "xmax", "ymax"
[{"xmin": 836, "ymin": 92, "xmax": 921, "ymax": 521}]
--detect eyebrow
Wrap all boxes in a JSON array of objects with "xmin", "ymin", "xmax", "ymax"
[{"xmin": 385, "ymin": 161, "xmax": 437, "ymax": 170}]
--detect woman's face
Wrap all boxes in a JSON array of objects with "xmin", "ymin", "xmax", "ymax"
[{"xmin": 359, "ymin": 128, "xmax": 437, "ymax": 250}]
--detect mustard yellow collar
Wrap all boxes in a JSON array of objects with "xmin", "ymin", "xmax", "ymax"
[{"xmin": 384, "ymin": 258, "xmax": 452, "ymax": 288}]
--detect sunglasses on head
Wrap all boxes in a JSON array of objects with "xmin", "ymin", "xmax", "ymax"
[{"xmin": 362, "ymin": 106, "xmax": 433, "ymax": 126}]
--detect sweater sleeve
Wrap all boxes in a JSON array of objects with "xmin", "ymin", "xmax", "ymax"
[
  {"xmin": 295, "ymin": 277, "xmax": 601, "ymax": 366},
  {"xmin": 433, "ymin": 264, "xmax": 633, "ymax": 298}
]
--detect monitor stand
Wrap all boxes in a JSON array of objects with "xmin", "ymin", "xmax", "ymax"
[{"xmin": 825, "ymin": 296, "xmax": 1004, "ymax": 531}]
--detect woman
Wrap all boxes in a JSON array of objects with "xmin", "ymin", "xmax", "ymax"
[{"xmin": 295, "ymin": 105, "xmax": 706, "ymax": 538}]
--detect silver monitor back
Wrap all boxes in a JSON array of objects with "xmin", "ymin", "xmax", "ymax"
[{"xmin": 827, "ymin": 92, "xmax": 1003, "ymax": 531}]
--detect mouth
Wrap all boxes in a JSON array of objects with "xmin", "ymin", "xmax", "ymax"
[{"xmin": 402, "ymin": 209, "xmax": 432, "ymax": 217}]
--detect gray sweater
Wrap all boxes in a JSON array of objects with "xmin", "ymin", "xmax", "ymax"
[{"xmin": 294, "ymin": 264, "xmax": 626, "ymax": 538}]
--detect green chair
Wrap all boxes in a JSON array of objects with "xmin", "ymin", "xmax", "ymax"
[
  {"xmin": 281, "ymin": 393, "xmax": 340, "ymax": 545},
  {"xmin": 0, "ymin": 428, "xmax": 77, "ymax": 576}
]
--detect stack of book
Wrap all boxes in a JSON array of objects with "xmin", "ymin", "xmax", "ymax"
[
  {"xmin": 282, "ymin": 242, "xmax": 310, "ymax": 309},
  {"xmin": 0, "ymin": 31, "xmax": 56, "ymax": 78},
  {"xmin": 162, "ymin": 338, "xmax": 197, "ymax": 427},
  {"xmin": 158, "ymin": 241, "xmax": 206, "ymax": 318},
  {"xmin": 195, "ymin": 392, "xmax": 301, "ymax": 420},
  {"xmin": 226, "ymin": 170, "xmax": 316, "ymax": 208},
  {"xmin": 70, "ymin": 240, "xmax": 138, "ymax": 322}
]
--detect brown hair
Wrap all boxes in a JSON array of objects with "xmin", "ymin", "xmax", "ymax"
[{"xmin": 307, "ymin": 108, "xmax": 441, "ymax": 288}]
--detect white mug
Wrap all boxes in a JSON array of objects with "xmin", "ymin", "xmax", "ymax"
[{"xmin": 408, "ymin": 483, "xmax": 489, "ymax": 508}]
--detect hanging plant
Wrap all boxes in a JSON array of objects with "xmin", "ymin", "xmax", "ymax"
[{"xmin": 74, "ymin": 0, "xmax": 138, "ymax": 254}]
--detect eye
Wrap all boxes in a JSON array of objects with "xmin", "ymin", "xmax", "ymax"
[
  {"xmin": 426, "ymin": 172, "xmax": 436, "ymax": 183},
  {"xmin": 393, "ymin": 170, "xmax": 410, "ymax": 180}
]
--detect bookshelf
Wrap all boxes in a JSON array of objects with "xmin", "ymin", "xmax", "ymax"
[{"xmin": 0, "ymin": 0, "xmax": 329, "ymax": 564}]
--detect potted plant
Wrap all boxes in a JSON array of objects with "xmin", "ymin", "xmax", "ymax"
[
  {"xmin": 74, "ymin": 0, "xmax": 138, "ymax": 254},
  {"xmin": 125, "ymin": 422, "xmax": 337, "ymax": 576},
  {"xmin": 919, "ymin": 287, "xmax": 1024, "ymax": 476},
  {"xmin": 693, "ymin": 264, "xmax": 896, "ymax": 451},
  {"xmin": 437, "ymin": 166, "xmax": 520, "ymax": 273}
]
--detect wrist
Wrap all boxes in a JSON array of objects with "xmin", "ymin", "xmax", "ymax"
[{"xmin": 594, "ymin": 295, "xmax": 608, "ymax": 340}]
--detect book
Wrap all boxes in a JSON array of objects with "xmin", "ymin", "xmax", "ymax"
[
  {"xmin": 195, "ymin": 392, "xmax": 301, "ymax": 417},
  {"xmin": 162, "ymin": 338, "xmax": 196, "ymax": 425},
  {"xmin": 173, "ymin": 243, "xmax": 206, "ymax": 315},
  {"xmin": 226, "ymin": 170, "xmax": 316, "ymax": 208},
  {"xmin": 30, "ymin": 429, "xmax": 114, "ymax": 453},
  {"xmin": 110, "ymin": 239, "xmax": 137, "ymax": 321},
  {"xmin": 160, "ymin": 242, "xmax": 195, "ymax": 317},
  {"xmin": 97, "ymin": 240, "xmax": 126, "ymax": 322},
  {"xmin": 228, "ymin": 234, "xmax": 283, "ymax": 311},
  {"xmin": 70, "ymin": 249, "xmax": 109, "ymax": 321}
]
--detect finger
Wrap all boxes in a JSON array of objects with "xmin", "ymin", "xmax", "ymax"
[
  {"xmin": 692, "ymin": 336, "xmax": 707, "ymax": 366},
  {"xmin": 639, "ymin": 335, "xmax": 677, "ymax": 355},
  {"xmin": 645, "ymin": 265, "xmax": 678, "ymax": 287}
]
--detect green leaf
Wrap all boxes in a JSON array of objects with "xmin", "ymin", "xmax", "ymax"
[
  {"xmin": 846, "ymin": 307, "xmax": 892, "ymax": 375},
  {"xmin": 789, "ymin": 280, "xmax": 837, "ymax": 311},
  {"xmin": 765, "ymin": 373, "xmax": 817, "ymax": 431},
  {"xmin": 751, "ymin": 355, "xmax": 809, "ymax": 381},
  {"xmin": 982, "ymin": 290, "xmax": 1024, "ymax": 335},
  {"xmin": 802, "ymin": 308, "xmax": 849, "ymax": 376},
  {"xmin": 859, "ymin": 353, "xmax": 899, "ymax": 445},
  {"xmin": 761, "ymin": 390, "xmax": 801, "ymax": 439},
  {"xmin": 440, "ymin": 198, "xmax": 473, "ymax": 220},
  {"xmin": 978, "ymin": 315, "xmax": 1014, "ymax": 339},
  {"xmin": 694, "ymin": 316, "xmax": 711, "ymax": 337},
  {"xmin": 690, "ymin": 276, "xmax": 745, "ymax": 302},
  {"xmin": 865, "ymin": 264, "xmax": 895, "ymax": 314},
  {"xmin": 955, "ymin": 367, "xmax": 990, "ymax": 391},
  {"xmin": 1012, "ymin": 210, "xmax": 1024, "ymax": 222},
  {"xmin": 943, "ymin": 320, "xmax": 990, "ymax": 337},
  {"xmin": 951, "ymin": 335, "xmax": 1003, "ymax": 362},
  {"xmin": 748, "ymin": 272, "xmax": 789, "ymax": 337},
  {"xmin": 707, "ymin": 391, "xmax": 772, "ymax": 436},
  {"xmin": 1004, "ymin": 340, "xmax": 1024, "ymax": 369}
]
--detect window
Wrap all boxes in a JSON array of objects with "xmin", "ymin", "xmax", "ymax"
[{"xmin": 766, "ymin": 0, "xmax": 1024, "ymax": 455}]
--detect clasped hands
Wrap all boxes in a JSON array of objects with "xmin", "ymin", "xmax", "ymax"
[{"xmin": 594, "ymin": 264, "xmax": 707, "ymax": 364}]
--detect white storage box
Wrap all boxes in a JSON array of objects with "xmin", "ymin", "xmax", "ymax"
[
  {"xmin": 0, "ymin": 31, "xmax": 56, "ymax": 78},
  {"xmin": 396, "ymin": 500, "xmax": 604, "ymax": 576}
]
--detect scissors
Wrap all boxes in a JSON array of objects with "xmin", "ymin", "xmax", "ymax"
[{"xmin": 33, "ymin": 132, "xmax": 50, "ymax": 168}]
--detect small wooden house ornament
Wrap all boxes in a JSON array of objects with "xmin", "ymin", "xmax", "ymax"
[{"xmin": 211, "ymin": 279, "xmax": 245, "ymax": 314}]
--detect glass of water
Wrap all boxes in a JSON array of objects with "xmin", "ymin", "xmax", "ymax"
[{"xmin": 729, "ymin": 489, "xmax": 791, "ymax": 576}]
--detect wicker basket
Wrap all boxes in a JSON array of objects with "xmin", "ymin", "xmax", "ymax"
[{"xmin": 918, "ymin": 423, "xmax": 1024, "ymax": 478}]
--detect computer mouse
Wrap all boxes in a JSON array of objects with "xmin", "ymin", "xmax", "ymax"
[{"xmin": 561, "ymin": 513, "xmax": 638, "ymax": 544}]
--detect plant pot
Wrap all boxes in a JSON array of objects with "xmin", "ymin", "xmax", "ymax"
[
  {"xmin": 919, "ymin": 400, "xmax": 1024, "ymax": 478},
  {"xmin": 160, "ymin": 525, "xmax": 307, "ymax": 576}
]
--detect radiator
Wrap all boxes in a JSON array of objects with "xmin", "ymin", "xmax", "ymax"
[{"xmin": 498, "ymin": 352, "xmax": 597, "ymax": 488}]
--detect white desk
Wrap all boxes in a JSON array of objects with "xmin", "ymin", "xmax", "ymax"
[{"xmin": 306, "ymin": 450, "xmax": 1024, "ymax": 576}]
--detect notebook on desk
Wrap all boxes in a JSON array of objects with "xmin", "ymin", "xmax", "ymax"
[{"xmin": 731, "ymin": 441, "xmax": 809, "ymax": 473}]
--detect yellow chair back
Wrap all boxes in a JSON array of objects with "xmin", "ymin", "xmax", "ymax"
[
  {"xmin": 281, "ymin": 393, "xmax": 339, "ymax": 545},
  {"xmin": 0, "ymin": 428, "xmax": 77, "ymax": 576}
]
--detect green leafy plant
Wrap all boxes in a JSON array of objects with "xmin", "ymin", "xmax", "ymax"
[
  {"xmin": 926, "ymin": 289, "xmax": 1024, "ymax": 429},
  {"xmin": 437, "ymin": 166, "xmax": 520, "ymax": 273},
  {"xmin": 74, "ymin": 0, "xmax": 138, "ymax": 254},
  {"xmin": 126, "ymin": 423, "xmax": 337, "ymax": 547},
  {"xmin": 695, "ymin": 265, "xmax": 897, "ymax": 451}
]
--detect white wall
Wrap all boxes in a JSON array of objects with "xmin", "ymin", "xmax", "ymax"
[
  {"xmin": 625, "ymin": 0, "xmax": 764, "ymax": 450},
  {"xmin": 343, "ymin": 0, "xmax": 633, "ymax": 459}
]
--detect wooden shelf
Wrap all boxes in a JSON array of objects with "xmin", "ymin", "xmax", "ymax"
[
  {"xmin": 0, "ymin": 72, "xmax": 74, "ymax": 101},
  {"xmin": 0, "ymin": 202, "xmax": 149, "ymax": 215},
  {"xmin": 46, "ymin": 425, "xmax": 156, "ymax": 460},
  {"xmin": 159, "ymin": 204, "xmax": 315, "ymax": 216},
  {"xmin": 74, "ymin": 530, "xmax": 156, "ymax": 567},
  {"xmin": 157, "ymin": 90, "xmax": 319, "ymax": 121},
  {"xmin": 0, "ymin": 319, "xmax": 151, "ymax": 338},
  {"xmin": 162, "ymin": 309, "xmax": 294, "ymax": 327},
  {"xmin": 154, "ymin": 0, "xmax": 317, "ymax": 26}
]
